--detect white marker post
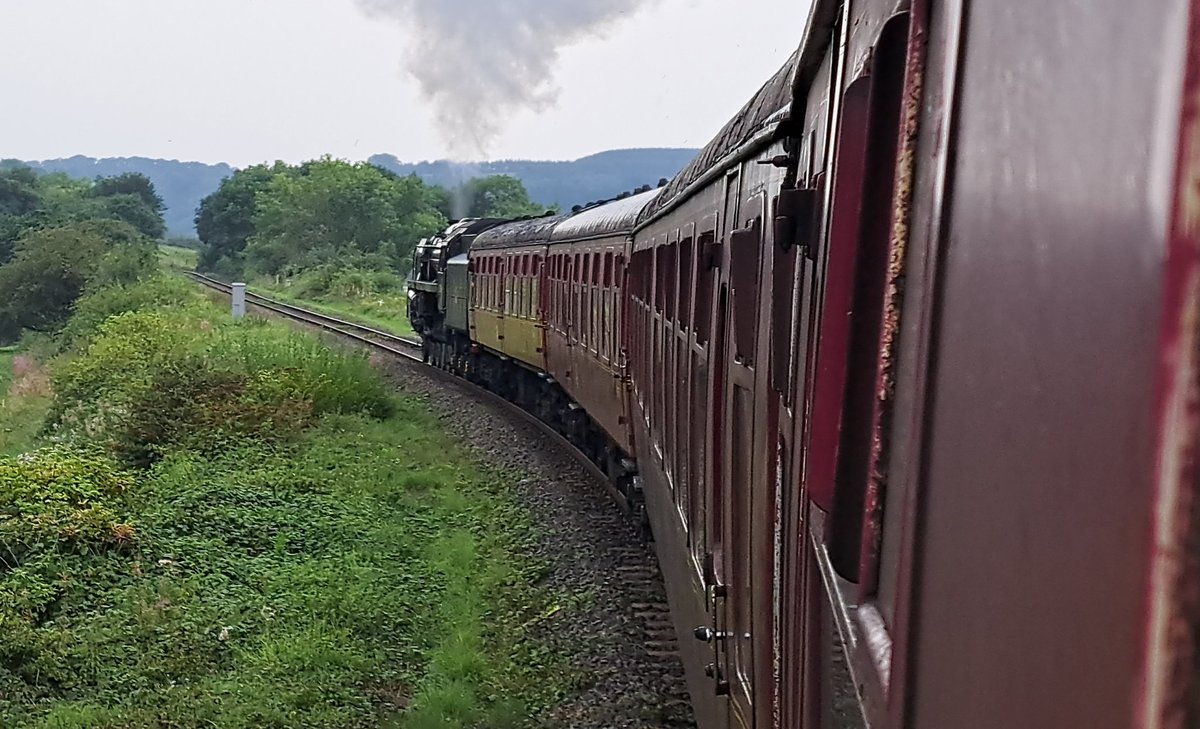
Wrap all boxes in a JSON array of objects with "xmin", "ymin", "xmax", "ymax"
[{"xmin": 231, "ymin": 283, "xmax": 247, "ymax": 320}]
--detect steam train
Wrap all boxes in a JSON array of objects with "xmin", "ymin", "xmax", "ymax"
[{"xmin": 407, "ymin": 0, "xmax": 1200, "ymax": 727}]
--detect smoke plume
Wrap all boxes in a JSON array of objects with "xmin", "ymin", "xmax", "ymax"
[{"xmin": 356, "ymin": 0, "xmax": 657, "ymax": 158}]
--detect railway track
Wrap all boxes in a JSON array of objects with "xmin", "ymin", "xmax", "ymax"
[
  {"xmin": 186, "ymin": 272, "xmax": 425, "ymax": 356},
  {"xmin": 186, "ymin": 272, "xmax": 693, "ymax": 727}
]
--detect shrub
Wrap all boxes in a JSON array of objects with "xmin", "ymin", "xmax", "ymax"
[
  {"xmin": 59, "ymin": 275, "xmax": 205, "ymax": 350},
  {"xmin": 0, "ymin": 448, "xmax": 136, "ymax": 567},
  {"xmin": 0, "ymin": 220, "xmax": 159, "ymax": 345},
  {"xmin": 49, "ymin": 310, "xmax": 392, "ymax": 466}
]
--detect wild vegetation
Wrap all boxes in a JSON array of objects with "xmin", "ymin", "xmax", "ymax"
[
  {"xmin": 194, "ymin": 158, "xmax": 546, "ymax": 281},
  {"xmin": 0, "ymin": 347, "xmax": 52, "ymax": 457},
  {"xmin": 158, "ymin": 242, "xmax": 200, "ymax": 274},
  {"xmin": 0, "ymin": 237, "xmax": 575, "ymax": 727},
  {"xmin": 0, "ymin": 165, "xmax": 166, "ymax": 346},
  {"xmin": 193, "ymin": 158, "xmax": 553, "ymax": 336}
]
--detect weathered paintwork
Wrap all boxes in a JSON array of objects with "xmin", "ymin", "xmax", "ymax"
[{"xmin": 906, "ymin": 1, "xmax": 1188, "ymax": 727}]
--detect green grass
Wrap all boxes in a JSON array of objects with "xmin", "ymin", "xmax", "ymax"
[
  {"xmin": 0, "ymin": 297, "xmax": 577, "ymax": 728},
  {"xmin": 158, "ymin": 244, "xmax": 199, "ymax": 273},
  {"xmin": 257, "ymin": 284, "xmax": 417, "ymax": 338},
  {"xmin": 0, "ymin": 347, "xmax": 53, "ymax": 457},
  {"xmin": 1, "ymin": 409, "xmax": 572, "ymax": 728},
  {"xmin": 0, "ymin": 346, "xmax": 14, "ymax": 393}
]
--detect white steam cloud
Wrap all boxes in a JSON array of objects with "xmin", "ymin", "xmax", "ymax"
[{"xmin": 356, "ymin": 0, "xmax": 658, "ymax": 159}]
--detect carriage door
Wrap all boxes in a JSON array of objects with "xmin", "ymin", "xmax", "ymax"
[{"xmin": 714, "ymin": 169, "xmax": 766, "ymax": 728}]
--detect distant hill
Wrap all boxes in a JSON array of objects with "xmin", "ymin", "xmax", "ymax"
[
  {"xmin": 369, "ymin": 148, "xmax": 700, "ymax": 213},
  {"xmin": 19, "ymin": 148, "xmax": 699, "ymax": 237}
]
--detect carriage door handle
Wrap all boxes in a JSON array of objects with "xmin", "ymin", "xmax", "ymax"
[
  {"xmin": 692, "ymin": 625, "xmax": 732, "ymax": 643},
  {"xmin": 694, "ymin": 582, "xmax": 731, "ymax": 695}
]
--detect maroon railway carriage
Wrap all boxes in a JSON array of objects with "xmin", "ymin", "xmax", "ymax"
[
  {"xmin": 626, "ymin": 49, "xmax": 798, "ymax": 729},
  {"xmin": 544, "ymin": 188, "xmax": 661, "ymax": 457},
  {"xmin": 419, "ymin": 0, "xmax": 1200, "ymax": 725},
  {"xmin": 623, "ymin": 0, "xmax": 1200, "ymax": 727},
  {"xmin": 461, "ymin": 207, "xmax": 654, "ymax": 493}
]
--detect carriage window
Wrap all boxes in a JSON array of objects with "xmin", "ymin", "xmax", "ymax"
[
  {"xmin": 664, "ymin": 243, "xmax": 678, "ymax": 325},
  {"xmin": 531, "ymin": 255, "xmax": 541, "ymax": 318},
  {"xmin": 572, "ymin": 255, "xmax": 581, "ymax": 340},
  {"xmin": 810, "ymin": 12, "xmax": 910, "ymax": 590},
  {"xmin": 694, "ymin": 230, "xmax": 716, "ymax": 346},
  {"xmin": 603, "ymin": 253, "xmax": 613, "ymax": 288},
  {"xmin": 557, "ymin": 255, "xmax": 565, "ymax": 329},
  {"xmin": 505, "ymin": 256, "xmax": 512, "ymax": 313},
  {"xmin": 524, "ymin": 255, "xmax": 532, "ymax": 317},
  {"xmin": 729, "ymin": 216, "xmax": 762, "ymax": 363},
  {"xmin": 486, "ymin": 260, "xmax": 494, "ymax": 310},
  {"xmin": 678, "ymin": 237, "xmax": 694, "ymax": 331},
  {"xmin": 654, "ymin": 246, "xmax": 668, "ymax": 314},
  {"xmin": 481, "ymin": 258, "xmax": 489, "ymax": 308}
]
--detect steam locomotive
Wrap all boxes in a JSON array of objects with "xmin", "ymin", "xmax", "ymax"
[{"xmin": 408, "ymin": 0, "xmax": 1200, "ymax": 727}]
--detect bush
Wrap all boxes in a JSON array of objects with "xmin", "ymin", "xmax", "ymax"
[
  {"xmin": 0, "ymin": 449, "xmax": 136, "ymax": 565},
  {"xmin": 0, "ymin": 220, "xmax": 158, "ymax": 345},
  {"xmin": 49, "ymin": 310, "xmax": 392, "ymax": 466},
  {"xmin": 284, "ymin": 265, "xmax": 406, "ymax": 301},
  {"xmin": 0, "ymin": 448, "xmax": 136, "ymax": 700},
  {"xmin": 59, "ymin": 275, "xmax": 204, "ymax": 350}
]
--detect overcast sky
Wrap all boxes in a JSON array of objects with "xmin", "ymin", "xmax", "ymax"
[{"xmin": 1, "ymin": 0, "xmax": 810, "ymax": 167}]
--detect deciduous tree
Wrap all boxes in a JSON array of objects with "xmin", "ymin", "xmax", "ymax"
[
  {"xmin": 245, "ymin": 159, "xmax": 445, "ymax": 276},
  {"xmin": 453, "ymin": 175, "xmax": 547, "ymax": 219},
  {"xmin": 0, "ymin": 221, "xmax": 156, "ymax": 343},
  {"xmin": 195, "ymin": 163, "xmax": 290, "ymax": 275}
]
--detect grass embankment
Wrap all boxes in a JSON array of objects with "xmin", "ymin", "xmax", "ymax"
[
  {"xmin": 251, "ymin": 268, "xmax": 416, "ymax": 338},
  {"xmin": 157, "ymin": 244, "xmax": 199, "ymax": 274},
  {"xmin": 261, "ymin": 287, "xmax": 417, "ymax": 338},
  {"xmin": 0, "ymin": 278, "xmax": 572, "ymax": 728}
]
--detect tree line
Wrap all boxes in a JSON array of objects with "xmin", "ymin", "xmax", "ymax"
[
  {"xmin": 194, "ymin": 158, "xmax": 549, "ymax": 281},
  {"xmin": 0, "ymin": 158, "xmax": 549, "ymax": 344},
  {"xmin": 0, "ymin": 165, "xmax": 167, "ymax": 344}
]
